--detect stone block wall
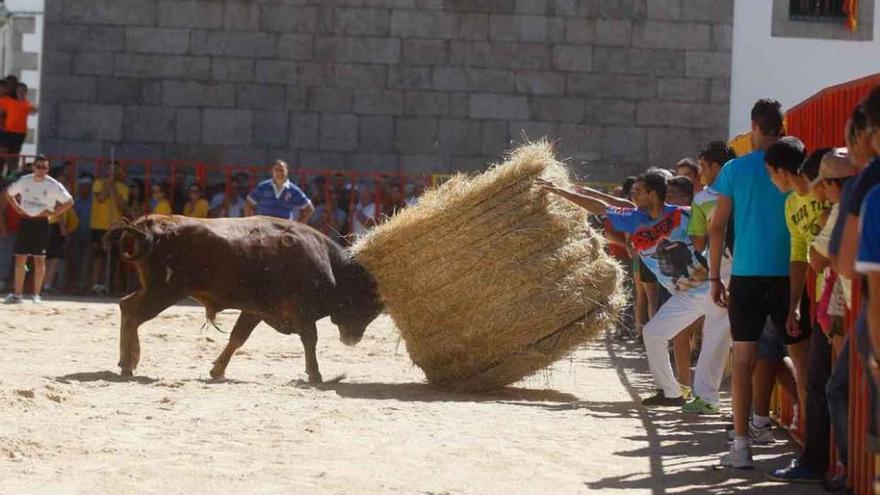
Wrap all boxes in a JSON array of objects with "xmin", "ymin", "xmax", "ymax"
[{"xmin": 39, "ymin": 0, "xmax": 732, "ymax": 180}]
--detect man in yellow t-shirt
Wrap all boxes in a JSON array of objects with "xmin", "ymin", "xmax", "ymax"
[
  {"xmin": 766, "ymin": 142, "xmax": 833, "ymax": 482},
  {"xmin": 89, "ymin": 165, "xmax": 128, "ymax": 295}
]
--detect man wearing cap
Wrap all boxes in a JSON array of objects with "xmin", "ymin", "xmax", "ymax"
[
  {"xmin": 3, "ymin": 155, "xmax": 73, "ymax": 304},
  {"xmin": 809, "ymin": 148, "xmax": 860, "ymax": 485}
]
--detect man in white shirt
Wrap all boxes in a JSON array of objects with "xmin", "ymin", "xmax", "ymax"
[
  {"xmin": 3, "ymin": 155, "xmax": 74, "ymax": 303},
  {"xmin": 350, "ymin": 188, "xmax": 376, "ymax": 237}
]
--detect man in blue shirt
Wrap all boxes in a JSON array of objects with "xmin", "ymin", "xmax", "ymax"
[
  {"xmin": 709, "ymin": 99, "xmax": 793, "ymax": 469},
  {"xmin": 858, "ymin": 185, "xmax": 880, "ymax": 391},
  {"xmin": 245, "ymin": 159, "xmax": 314, "ymax": 223}
]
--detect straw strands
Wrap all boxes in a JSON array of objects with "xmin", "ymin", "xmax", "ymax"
[{"xmin": 352, "ymin": 142, "xmax": 626, "ymax": 392}]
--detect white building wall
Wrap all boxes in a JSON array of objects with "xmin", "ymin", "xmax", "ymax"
[
  {"xmin": 3, "ymin": 0, "xmax": 43, "ymax": 156},
  {"xmin": 730, "ymin": 0, "xmax": 880, "ymax": 135}
]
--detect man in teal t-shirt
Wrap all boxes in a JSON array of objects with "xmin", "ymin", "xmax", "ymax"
[{"xmin": 709, "ymin": 100, "xmax": 791, "ymax": 470}]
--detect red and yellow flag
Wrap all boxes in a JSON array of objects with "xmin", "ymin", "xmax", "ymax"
[{"xmin": 843, "ymin": 0, "xmax": 858, "ymax": 31}]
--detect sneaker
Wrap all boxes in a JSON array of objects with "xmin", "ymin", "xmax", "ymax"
[
  {"xmin": 682, "ymin": 396, "xmax": 720, "ymax": 414},
  {"xmin": 3, "ymin": 293, "xmax": 22, "ymax": 304},
  {"xmin": 31, "ymin": 294, "xmax": 42, "ymax": 304},
  {"xmin": 641, "ymin": 389, "xmax": 685, "ymax": 407},
  {"xmin": 726, "ymin": 422, "xmax": 775, "ymax": 444},
  {"xmin": 765, "ymin": 458, "xmax": 822, "ymax": 483},
  {"xmin": 720, "ymin": 442, "xmax": 754, "ymax": 469},
  {"xmin": 680, "ymin": 385, "xmax": 693, "ymax": 401},
  {"xmin": 90, "ymin": 284, "xmax": 107, "ymax": 296}
]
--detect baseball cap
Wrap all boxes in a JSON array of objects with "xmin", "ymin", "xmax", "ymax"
[{"xmin": 809, "ymin": 148, "xmax": 858, "ymax": 187}]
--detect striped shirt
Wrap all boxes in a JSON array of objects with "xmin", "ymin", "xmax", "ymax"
[{"xmin": 246, "ymin": 179, "xmax": 310, "ymax": 220}]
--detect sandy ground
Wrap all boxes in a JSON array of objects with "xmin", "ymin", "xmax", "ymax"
[{"xmin": 0, "ymin": 298, "xmax": 826, "ymax": 495}]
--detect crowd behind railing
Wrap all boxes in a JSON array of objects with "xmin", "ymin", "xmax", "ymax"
[{"xmin": 0, "ymin": 156, "xmax": 427, "ymax": 296}]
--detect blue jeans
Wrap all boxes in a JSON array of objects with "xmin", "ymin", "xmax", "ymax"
[
  {"xmin": 853, "ymin": 309, "xmax": 879, "ymax": 442},
  {"xmin": 827, "ymin": 336, "xmax": 850, "ymax": 464},
  {"xmin": 830, "ymin": 309, "xmax": 880, "ymax": 465}
]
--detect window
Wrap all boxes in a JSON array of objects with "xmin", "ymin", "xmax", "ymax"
[
  {"xmin": 790, "ymin": 0, "xmax": 847, "ymax": 22},
  {"xmin": 773, "ymin": 0, "xmax": 873, "ymax": 40}
]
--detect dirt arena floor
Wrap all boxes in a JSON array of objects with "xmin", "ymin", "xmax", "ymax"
[{"xmin": 1, "ymin": 298, "xmax": 826, "ymax": 494}]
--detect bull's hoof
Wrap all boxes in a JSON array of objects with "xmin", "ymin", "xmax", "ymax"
[
  {"xmin": 120, "ymin": 369, "xmax": 134, "ymax": 377},
  {"xmin": 307, "ymin": 373, "xmax": 323, "ymax": 384},
  {"xmin": 209, "ymin": 367, "xmax": 225, "ymax": 381}
]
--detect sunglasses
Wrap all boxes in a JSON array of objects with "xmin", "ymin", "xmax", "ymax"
[{"xmin": 34, "ymin": 164, "xmax": 49, "ymax": 170}]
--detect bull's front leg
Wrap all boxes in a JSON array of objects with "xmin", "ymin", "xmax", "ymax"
[
  {"xmin": 210, "ymin": 312, "xmax": 261, "ymax": 380},
  {"xmin": 118, "ymin": 294, "xmax": 145, "ymax": 376},
  {"xmin": 299, "ymin": 323, "xmax": 322, "ymax": 384},
  {"xmin": 118, "ymin": 287, "xmax": 183, "ymax": 377}
]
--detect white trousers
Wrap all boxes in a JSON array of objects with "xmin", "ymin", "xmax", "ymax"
[{"xmin": 643, "ymin": 289, "xmax": 732, "ymax": 406}]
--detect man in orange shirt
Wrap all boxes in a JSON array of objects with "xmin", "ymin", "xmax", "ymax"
[{"xmin": 0, "ymin": 83, "xmax": 37, "ymax": 158}]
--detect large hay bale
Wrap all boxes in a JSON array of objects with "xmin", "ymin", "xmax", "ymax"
[{"xmin": 352, "ymin": 142, "xmax": 626, "ymax": 392}]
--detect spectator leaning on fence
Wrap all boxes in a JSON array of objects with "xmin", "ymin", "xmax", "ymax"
[
  {"xmin": 836, "ymin": 86, "xmax": 880, "ymax": 443},
  {"xmin": 245, "ymin": 159, "xmax": 314, "ymax": 223},
  {"xmin": 2, "ymin": 155, "xmax": 73, "ymax": 304}
]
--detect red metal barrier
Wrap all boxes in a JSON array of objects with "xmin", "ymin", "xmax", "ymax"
[
  {"xmin": 848, "ymin": 281, "xmax": 876, "ymax": 495},
  {"xmin": 785, "ymin": 72, "xmax": 880, "ymax": 152}
]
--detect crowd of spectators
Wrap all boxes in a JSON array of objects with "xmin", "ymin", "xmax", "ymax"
[
  {"xmin": 541, "ymin": 89, "xmax": 880, "ymax": 488},
  {"xmin": 0, "ymin": 157, "xmax": 424, "ymax": 298}
]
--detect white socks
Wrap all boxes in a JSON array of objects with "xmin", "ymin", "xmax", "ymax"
[{"xmin": 752, "ymin": 414, "xmax": 770, "ymax": 429}]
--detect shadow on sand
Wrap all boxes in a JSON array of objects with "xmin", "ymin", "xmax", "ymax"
[
  {"xmin": 307, "ymin": 379, "xmax": 580, "ymax": 404},
  {"xmin": 576, "ymin": 334, "xmax": 824, "ymax": 495},
  {"xmin": 53, "ymin": 370, "xmax": 159, "ymax": 385}
]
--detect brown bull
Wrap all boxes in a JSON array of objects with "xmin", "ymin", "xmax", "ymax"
[{"xmin": 105, "ymin": 215, "xmax": 383, "ymax": 383}]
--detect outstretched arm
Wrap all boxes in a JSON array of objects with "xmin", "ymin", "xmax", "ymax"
[
  {"xmin": 573, "ymin": 184, "xmax": 635, "ymax": 209},
  {"xmin": 536, "ymin": 178, "xmax": 610, "ymax": 216}
]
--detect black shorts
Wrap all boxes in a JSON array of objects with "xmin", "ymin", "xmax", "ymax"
[
  {"xmin": 47, "ymin": 223, "xmax": 65, "ymax": 259},
  {"xmin": 13, "ymin": 217, "xmax": 50, "ymax": 256},
  {"xmin": 728, "ymin": 276, "xmax": 789, "ymax": 343},
  {"xmin": 1, "ymin": 131, "xmax": 26, "ymax": 154}
]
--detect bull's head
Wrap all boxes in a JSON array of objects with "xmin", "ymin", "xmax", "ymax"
[{"xmin": 331, "ymin": 258, "xmax": 383, "ymax": 346}]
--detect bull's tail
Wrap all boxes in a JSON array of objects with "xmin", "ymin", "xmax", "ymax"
[{"xmin": 103, "ymin": 223, "xmax": 154, "ymax": 262}]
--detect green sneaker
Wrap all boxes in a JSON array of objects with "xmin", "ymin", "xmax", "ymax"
[{"xmin": 682, "ymin": 396, "xmax": 720, "ymax": 414}]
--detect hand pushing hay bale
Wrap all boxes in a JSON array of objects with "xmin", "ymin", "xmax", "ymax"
[{"xmin": 352, "ymin": 142, "xmax": 626, "ymax": 392}]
